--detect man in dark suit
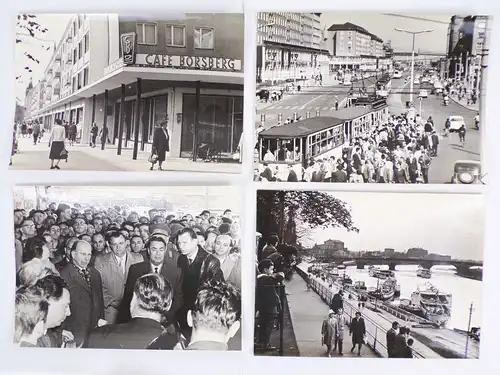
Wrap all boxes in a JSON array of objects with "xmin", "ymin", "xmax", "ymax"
[
  {"xmin": 85, "ymin": 273, "xmax": 174, "ymax": 349},
  {"xmin": 118, "ymin": 235, "xmax": 183, "ymax": 327},
  {"xmin": 59, "ymin": 240, "xmax": 105, "ymax": 346},
  {"xmin": 176, "ymin": 227, "xmax": 223, "ymax": 339},
  {"xmin": 349, "ymin": 311, "xmax": 366, "ymax": 356}
]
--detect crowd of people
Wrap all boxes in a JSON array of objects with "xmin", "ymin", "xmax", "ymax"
[
  {"xmin": 254, "ymin": 233, "xmax": 298, "ymax": 351},
  {"xmin": 257, "ymin": 111, "xmax": 458, "ymax": 184},
  {"xmin": 14, "ymin": 201, "xmax": 241, "ymax": 350}
]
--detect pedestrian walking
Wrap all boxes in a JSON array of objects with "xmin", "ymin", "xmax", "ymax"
[
  {"xmin": 321, "ymin": 309, "xmax": 336, "ymax": 357},
  {"xmin": 334, "ymin": 308, "xmax": 348, "ymax": 355},
  {"xmin": 349, "ymin": 311, "xmax": 366, "ymax": 356},
  {"xmin": 48, "ymin": 119, "xmax": 68, "ymax": 170},
  {"xmin": 90, "ymin": 123, "xmax": 98, "ymax": 147},
  {"xmin": 150, "ymin": 120, "xmax": 170, "ymax": 171},
  {"xmin": 32, "ymin": 121, "xmax": 41, "ymax": 145},
  {"xmin": 386, "ymin": 321, "xmax": 399, "ymax": 358},
  {"xmin": 458, "ymin": 124, "xmax": 466, "ymax": 147}
]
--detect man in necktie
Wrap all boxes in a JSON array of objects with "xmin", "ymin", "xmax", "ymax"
[
  {"xmin": 59, "ymin": 240, "xmax": 105, "ymax": 345},
  {"xmin": 118, "ymin": 235, "xmax": 184, "ymax": 328},
  {"xmin": 94, "ymin": 231, "xmax": 143, "ymax": 324}
]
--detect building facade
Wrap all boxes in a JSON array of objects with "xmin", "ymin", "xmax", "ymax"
[
  {"xmin": 256, "ymin": 12, "xmax": 329, "ymax": 84},
  {"xmin": 325, "ymin": 22, "xmax": 385, "ymax": 72},
  {"xmin": 24, "ymin": 14, "xmax": 244, "ymax": 159},
  {"xmin": 308, "ymin": 239, "xmax": 347, "ymax": 260},
  {"xmin": 446, "ymin": 15, "xmax": 488, "ymax": 88}
]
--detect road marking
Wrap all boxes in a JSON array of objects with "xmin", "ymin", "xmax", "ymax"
[{"xmin": 299, "ymin": 93, "xmax": 328, "ymax": 110}]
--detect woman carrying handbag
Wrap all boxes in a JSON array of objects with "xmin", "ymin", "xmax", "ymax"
[
  {"xmin": 48, "ymin": 118, "xmax": 68, "ymax": 170},
  {"xmin": 150, "ymin": 119, "xmax": 170, "ymax": 171}
]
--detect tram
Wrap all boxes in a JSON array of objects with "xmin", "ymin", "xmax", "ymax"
[{"xmin": 256, "ymin": 98, "xmax": 389, "ymax": 181}]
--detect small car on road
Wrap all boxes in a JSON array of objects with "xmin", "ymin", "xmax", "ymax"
[
  {"xmin": 419, "ymin": 89, "xmax": 428, "ymax": 98},
  {"xmin": 447, "ymin": 115, "xmax": 465, "ymax": 132},
  {"xmin": 450, "ymin": 160, "xmax": 484, "ymax": 184}
]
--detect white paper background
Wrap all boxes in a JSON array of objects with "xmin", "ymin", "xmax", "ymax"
[{"xmin": 0, "ymin": 1, "xmax": 499, "ymax": 375}]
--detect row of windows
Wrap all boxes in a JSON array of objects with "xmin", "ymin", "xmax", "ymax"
[
  {"xmin": 72, "ymin": 33, "xmax": 89, "ymax": 65},
  {"xmin": 135, "ymin": 23, "xmax": 214, "ymax": 49},
  {"xmin": 308, "ymin": 125, "xmax": 344, "ymax": 157}
]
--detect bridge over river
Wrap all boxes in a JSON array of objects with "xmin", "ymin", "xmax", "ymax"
[{"xmin": 315, "ymin": 256, "xmax": 482, "ymax": 278}]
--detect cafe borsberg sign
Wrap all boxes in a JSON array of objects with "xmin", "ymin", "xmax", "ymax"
[{"xmin": 134, "ymin": 54, "xmax": 241, "ymax": 72}]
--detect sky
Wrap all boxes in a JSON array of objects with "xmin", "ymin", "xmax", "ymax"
[
  {"xmin": 15, "ymin": 14, "xmax": 72, "ymax": 102},
  {"xmin": 305, "ymin": 192, "xmax": 484, "ymax": 261},
  {"xmin": 320, "ymin": 13, "xmax": 451, "ymax": 54}
]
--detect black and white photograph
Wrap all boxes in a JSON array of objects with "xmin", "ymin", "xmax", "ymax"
[
  {"xmin": 255, "ymin": 189, "xmax": 484, "ymax": 358},
  {"xmin": 13, "ymin": 185, "xmax": 241, "ymax": 350},
  {"xmin": 254, "ymin": 13, "xmax": 489, "ymax": 184},
  {"xmin": 12, "ymin": 13, "xmax": 244, "ymax": 172}
]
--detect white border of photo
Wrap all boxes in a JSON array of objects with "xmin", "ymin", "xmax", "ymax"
[{"xmin": 0, "ymin": 1, "xmax": 499, "ymax": 375}]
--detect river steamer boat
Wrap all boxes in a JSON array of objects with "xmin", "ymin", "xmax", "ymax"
[{"xmin": 399, "ymin": 283, "xmax": 452, "ymax": 326}]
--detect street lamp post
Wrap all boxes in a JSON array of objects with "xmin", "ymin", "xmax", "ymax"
[
  {"xmin": 394, "ymin": 28, "xmax": 434, "ymax": 103},
  {"xmin": 293, "ymin": 53, "xmax": 299, "ymax": 92}
]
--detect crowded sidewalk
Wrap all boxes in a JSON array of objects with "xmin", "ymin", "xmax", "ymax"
[
  {"xmin": 11, "ymin": 135, "xmax": 241, "ymax": 173},
  {"xmin": 285, "ymin": 273, "xmax": 376, "ymax": 357}
]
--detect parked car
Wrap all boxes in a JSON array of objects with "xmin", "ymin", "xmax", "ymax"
[{"xmin": 450, "ymin": 160, "xmax": 484, "ymax": 184}]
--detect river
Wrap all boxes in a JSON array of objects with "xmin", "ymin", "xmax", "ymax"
[{"xmin": 303, "ymin": 262, "xmax": 482, "ymax": 331}]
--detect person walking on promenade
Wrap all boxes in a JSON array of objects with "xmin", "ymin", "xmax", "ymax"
[
  {"xmin": 89, "ymin": 123, "xmax": 98, "ymax": 148},
  {"xmin": 321, "ymin": 309, "xmax": 336, "ymax": 357},
  {"xmin": 150, "ymin": 120, "xmax": 170, "ymax": 171},
  {"xmin": 330, "ymin": 289, "xmax": 344, "ymax": 313},
  {"xmin": 458, "ymin": 124, "xmax": 466, "ymax": 148},
  {"xmin": 349, "ymin": 311, "xmax": 366, "ymax": 356},
  {"xmin": 386, "ymin": 321, "xmax": 399, "ymax": 358},
  {"xmin": 334, "ymin": 307, "xmax": 349, "ymax": 355},
  {"xmin": 48, "ymin": 119, "xmax": 68, "ymax": 170},
  {"xmin": 32, "ymin": 121, "xmax": 41, "ymax": 145}
]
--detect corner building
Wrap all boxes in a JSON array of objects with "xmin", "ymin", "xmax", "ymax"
[{"xmin": 25, "ymin": 14, "xmax": 244, "ymax": 158}]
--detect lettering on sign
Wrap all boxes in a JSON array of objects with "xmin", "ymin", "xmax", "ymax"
[
  {"xmin": 121, "ymin": 33, "xmax": 136, "ymax": 65},
  {"xmin": 104, "ymin": 59, "xmax": 124, "ymax": 76},
  {"xmin": 135, "ymin": 54, "xmax": 242, "ymax": 71}
]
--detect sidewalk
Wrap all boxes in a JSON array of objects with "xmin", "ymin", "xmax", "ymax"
[
  {"xmin": 13, "ymin": 136, "xmax": 242, "ymax": 173},
  {"xmin": 449, "ymin": 94, "xmax": 479, "ymax": 112},
  {"xmin": 285, "ymin": 274, "xmax": 377, "ymax": 358}
]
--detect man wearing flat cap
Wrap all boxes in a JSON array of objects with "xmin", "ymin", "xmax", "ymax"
[{"xmin": 117, "ymin": 223, "xmax": 183, "ymax": 329}]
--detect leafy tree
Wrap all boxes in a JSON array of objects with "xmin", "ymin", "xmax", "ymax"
[
  {"xmin": 257, "ymin": 190, "xmax": 359, "ymax": 255},
  {"xmin": 16, "ymin": 14, "xmax": 49, "ymax": 80}
]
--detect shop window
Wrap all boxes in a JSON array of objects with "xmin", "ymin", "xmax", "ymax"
[
  {"xmin": 136, "ymin": 22, "xmax": 157, "ymax": 45},
  {"xmin": 166, "ymin": 25, "xmax": 185, "ymax": 47},
  {"xmin": 194, "ymin": 27, "xmax": 214, "ymax": 49}
]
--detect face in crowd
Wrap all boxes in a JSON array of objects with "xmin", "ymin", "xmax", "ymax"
[
  {"xmin": 72, "ymin": 241, "xmax": 92, "ymax": 270},
  {"xmin": 148, "ymin": 238, "xmax": 166, "ymax": 266},
  {"xmin": 177, "ymin": 231, "xmax": 198, "ymax": 257},
  {"xmin": 109, "ymin": 234, "xmax": 127, "ymax": 258},
  {"xmin": 213, "ymin": 234, "xmax": 232, "ymax": 257}
]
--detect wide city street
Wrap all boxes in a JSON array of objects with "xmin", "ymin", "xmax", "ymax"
[
  {"xmin": 389, "ymin": 75, "xmax": 481, "ymax": 183},
  {"xmin": 256, "ymin": 76, "xmax": 378, "ymax": 127},
  {"xmin": 256, "ymin": 74, "xmax": 482, "ymax": 184}
]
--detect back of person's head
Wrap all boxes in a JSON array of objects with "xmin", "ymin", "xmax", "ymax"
[
  {"xmin": 267, "ymin": 235, "xmax": 279, "ymax": 247},
  {"xmin": 22, "ymin": 237, "xmax": 47, "ymax": 263},
  {"xmin": 17, "ymin": 258, "xmax": 59, "ymax": 287},
  {"xmin": 132, "ymin": 273, "xmax": 173, "ymax": 316},
  {"xmin": 189, "ymin": 280, "xmax": 241, "ymax": 338},
  {"xmin": 392, "ymin": 321, "xmax": 399, "ymax": 329},
  {"xmin": 399, "ymin": 326, "xmax": 407, "ymax": 335},
  {"xmin": 14, "ymin": 286, "xmax": 49, "ymax": 343},
  {"xmin": 258, "ymin": 259, "xmax": 274, "ymax": 273},
  {"xmin": 407, "ymin": 338, "xmax": 414, "ymax": 346},
  {"xmin": 34, "ymin": 275, "xmax": 68, "ymax": 300}
]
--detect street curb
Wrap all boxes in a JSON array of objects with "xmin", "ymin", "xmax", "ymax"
[{"xmin": 448, "ymin": 95, "xmax": 479, "ymax": 112}]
